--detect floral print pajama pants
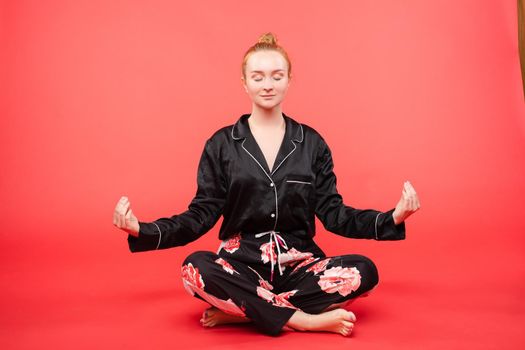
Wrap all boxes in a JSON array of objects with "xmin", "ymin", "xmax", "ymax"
[{"xmin": 181, "ymin": 230, "xmax": 379, "ymax": 336}]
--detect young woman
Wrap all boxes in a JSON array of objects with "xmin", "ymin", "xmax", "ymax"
[{"xmin": 113, "ymin": 32, "xmax": 420, "ymax": 337}]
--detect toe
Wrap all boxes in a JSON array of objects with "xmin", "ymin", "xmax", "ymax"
[
  {"xmin": 342, "ymin": 320, "xmax": 354, "ymax": 328},
  {"xmin": 345, "ymin": 310, "xmax": 356, "ymax": 322}
]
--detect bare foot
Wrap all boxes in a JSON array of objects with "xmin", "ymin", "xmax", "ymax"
[
  {"xmin": 200, "ymin": 307, "xmax": 252, "ymax": 327},
  {"xmin": 286, "ymin": 308, "xmax": 356, "ymax": 336}
]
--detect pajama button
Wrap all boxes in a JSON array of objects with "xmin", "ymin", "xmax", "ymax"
[{"xmin": 270, "ymin": 213, "xmax": 275, "ymax": 218}]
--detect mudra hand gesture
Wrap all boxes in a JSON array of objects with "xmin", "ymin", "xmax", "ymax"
[
  {"xmin": 392, "ymin": 181, "xmax": 420, "ymax": 225},
  {"xmin": 113, "ymin": 196, "xmax": 140, "ymax": 237}
]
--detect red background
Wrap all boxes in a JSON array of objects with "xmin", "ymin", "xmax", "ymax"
[{"xmin": 1, "ymin": 0, "xmax": 525, "ymax": 349}]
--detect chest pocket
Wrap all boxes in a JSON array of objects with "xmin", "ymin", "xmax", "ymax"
[{"xmin": 283, "ymin": 174, "xmax": 315, "ymax": 208}]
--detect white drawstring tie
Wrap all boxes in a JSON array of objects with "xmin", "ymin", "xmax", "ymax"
[{"xmin": 255, "ymin": 230, "xmax": 288, "ymax": 282}]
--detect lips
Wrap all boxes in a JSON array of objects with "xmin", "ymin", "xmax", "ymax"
[{"xmin": 262, "ymin": 95, "xmax": 275, "ymax": 97}]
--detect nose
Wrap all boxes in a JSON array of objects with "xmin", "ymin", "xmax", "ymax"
[{"xmin": 263, "ymin": 78, "xmax": 274, "ymax": 91}]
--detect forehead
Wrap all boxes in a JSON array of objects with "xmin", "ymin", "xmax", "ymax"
[{"xmin": 246, "ymin": 50, "xmax": 287, "ymax": 73}]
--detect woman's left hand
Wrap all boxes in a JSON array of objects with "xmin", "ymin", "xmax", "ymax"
[{"xmin": 392, "ymin": 181, "xmax": 420, "ymax": 225}]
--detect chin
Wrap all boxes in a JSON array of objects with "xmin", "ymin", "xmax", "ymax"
[
  {"xmin": 258, "ymin": 104, "xmax": 280, "ymax": 111},
  {"xmin": 257, "ymin": 100, "xmax": 282, "ymax": 110}
]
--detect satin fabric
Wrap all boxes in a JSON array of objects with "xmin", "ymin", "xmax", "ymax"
[{"xmin": 128, "ymin": 112, "xmax": 405, "ymax": 252}]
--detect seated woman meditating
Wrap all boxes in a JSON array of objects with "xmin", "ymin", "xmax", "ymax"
[{"xmin": 112, "ymin": 32, "xmax": 420, "ymax": 337}]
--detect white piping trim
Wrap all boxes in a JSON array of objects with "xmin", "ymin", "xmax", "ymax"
[
  {"xmin": 294, "ymin": 123, "xmax": 304, "ymax": 142},
  {"xmin": 286, "ymin": 180, "xmax": 312, "ymax": 185},
  {"xmin": 153, "ymin": 222, "xmax": 162, "ymax": 249},
  {"xmin": 270, "ymin": 140, "xmax": 297, "ymax": 176},
  {"xmin": 231, "ymin": 122, "xmax": 241, "ymax": 140},
  {"xmin": 241, "ymin": 138, "xmax": 279, "ymax": 230},
  {"xmin": 235, "ymin": 120, "xmax": 303, "ymax": 231},
  {"xmin": 374, "ymin": 213, "xmax": 381, "ymax": 240}
]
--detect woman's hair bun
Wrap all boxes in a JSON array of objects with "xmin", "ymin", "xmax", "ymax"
[
  {"xmin": 257, "ymin": 32, "xmax": 278, "ymax": 45},
  {"xmin": 241, "ymin": 31, "xmax": 291, "ymax": 79}
]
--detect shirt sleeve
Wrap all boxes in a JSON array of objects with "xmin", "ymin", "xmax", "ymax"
[
  {"xmin": 314, "ymin": 138, "xmax": 406, "ymax": 240},
  {"xmin": 127, "ymin": 138, "xmax": 227, "ymax": 252}
]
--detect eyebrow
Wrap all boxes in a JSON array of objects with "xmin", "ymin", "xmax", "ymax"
[{"xmin": 250, "ymin": 69, "xmax": 285, "ymax": 74}]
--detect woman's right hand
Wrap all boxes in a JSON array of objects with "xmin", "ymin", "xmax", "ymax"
[{"xmin": 113, "ymin": 196, "xmax": 140, "ymax": 237}]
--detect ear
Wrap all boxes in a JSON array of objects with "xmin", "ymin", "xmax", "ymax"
[{"xmin": 241, "ymin": 76, "xmax": 248, "ymax": 93}]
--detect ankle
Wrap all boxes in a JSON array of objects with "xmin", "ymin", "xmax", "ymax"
[
  {"xmin": 287, "ymin": 310, "xmax": 311, "ymax": 331},
  {"xmin": 303, "ymin": 312, "xmax": 313, "ymax": 331}
]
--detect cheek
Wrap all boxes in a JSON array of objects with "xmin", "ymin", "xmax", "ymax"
[
  {"xmin": 276, "ymin": 84, "xmax": 289, "ymax": 95},
  {"xmin": 246, "ymin": 84, "xmax": 260, "ymax": 95}
]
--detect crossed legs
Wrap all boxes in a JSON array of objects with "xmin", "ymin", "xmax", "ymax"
[
  {"xmin": 183, "ymin": 251, "xmax": 379, "ymax": 336},
  {"xmin": 200, "ymin": 290, "xmax": 373, "ymax": 336}
]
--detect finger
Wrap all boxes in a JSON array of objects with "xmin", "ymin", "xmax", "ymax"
[
  {"xmin": 409, "ymin": 189, "xmax": 418, "ymax": 209},
  {"xmin": 402, "ymin": 188, "xmax": 409, "ymax": 202},
  {"xmin": 115, "ymin": 207, "xmax": 122, "ymax": 228},
  {"xmin": 114, "ymin": 200, "xmax": 125, "ymax": 225},
  {"xmin": 404, "ymin": 185, "xmax": 416, "ymax": 207},
  {"xmin": 117, "ymin": 197, "xmax": 127, "ymax": 210},
  {"xmin": 409, "ymin": 195, "xmax": 417, "ymax": 211},
  {"xmin": 404, "ymin": 190, "xmax": 412, "ymax": 208},
  {"xmin": 119, "ymin": 202, "xmax": 130, "ymax": 227},
  {"xmin": 408, "ymin": 190, "xmax": 417, "ymax": 202},
  {"xmin": 117, "ymin": 197, "xmax": 129, "ymax": 210},
  {"xmin": 405, "ymin": 181, "xmax": 413, "ymax": 194},
  {"xmin": 413, "ymin": 191, "xmax": 421, "ymax": 208},
  {"xmin": 115, "ymin": 200, "xmax": 126, "ymax": 214},
  {"xmin": 126, "ymin": 209, "xmax": 135, "ymax": 228}
]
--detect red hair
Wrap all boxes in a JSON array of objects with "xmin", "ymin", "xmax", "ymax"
[{"xmin": 241, "ymin": 32, "xmax": 292, "ymax": 80}]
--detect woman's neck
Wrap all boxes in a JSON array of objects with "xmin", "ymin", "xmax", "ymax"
[{"xmin": 248, "ymin": 105, "xmax": 284, "ymax": 129}]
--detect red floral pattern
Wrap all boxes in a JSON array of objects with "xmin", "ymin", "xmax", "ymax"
[
  {"xmin": 291, "ymin": 257, "xmax": 319, "ymax": 274},
  {"xmin": 278, "ymin": 247, "xmax": 314, "ymax": 267},
  {"xmin": 215, "ymin": 258, "xmax": 239, "ymax": 275},
  {"xmin": 273, "ymin": 290, "xmax": 299, "ymax": 309},
  {"xmin": 181, "ymin": 262, "xmax": 205, "ymax": 296},
  {"xmin": 181, "ymin": 262, "xmax": 245, "ymax": 317},
  {"xmin": 248, "ymin": 265, "xmax": 274, "ymax": 290},
  {"xmin": 317, "ymin": 266, "xmax": 361, "ymax": 297},
  {"xmin": 198, "ymin": 293, "xmax": 246, "ymax": 317},
  {"xmin": 223, "ymin": 233, "xmax": 241, "ymax": 253},
  {"xmin": 259, "ymin": 278, "xmax": 273, "ymax": 291},
  {"xmin": 306, "ymin": 258, "xmax": 331, "ymax": 275},
  {"xmin": 260, "ymin": 241, "xmax": 276, "ymax": 264},
  {"xmin": 256, "ymin": 286, "xmax": 299, "ymax": 310}
]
